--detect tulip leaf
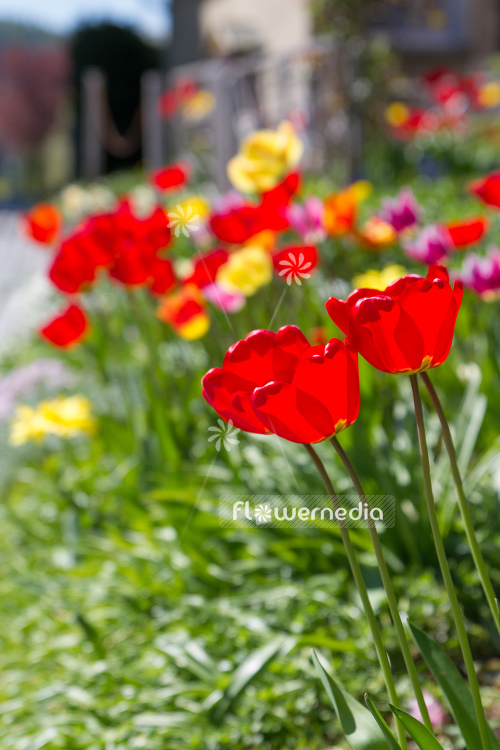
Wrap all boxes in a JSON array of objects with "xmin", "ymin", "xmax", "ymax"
[
  {"xmin": 311, "ymin": 650, "xmax": 389, "ymax": 750},
  {"xmin": 364, "ymin": 694, "xmax": 403, "ymax": 750},
  {"xmin": 409, "ymin": 623, "xmax": 500, "ymax": 750},
  {"xmin": 389, "ymin": 705, "xmax": 445, "ymax": 750}
]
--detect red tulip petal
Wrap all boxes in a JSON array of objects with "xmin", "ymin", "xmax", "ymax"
[
  {"xmin": 223, "ymin": 326, "xmax": 309, "ymax": 389},
  {"xmin": 202, "ymin": 368, "xmax": 268, "ymax": 434},
  {"xmin": 432, "ymin": 281, "xmax": 463, "ymax": 366},
  {"xmin": 252, "ymin": 381, "xmax": 332, "ymax": 443}
]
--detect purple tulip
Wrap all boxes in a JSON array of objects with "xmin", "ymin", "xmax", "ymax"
[
  {"xmin": 457, "ymin": 247, "xmax": 500, "ymax": 299},
  {"xmin": 381, "ymin": 188, "xmax": 421, "ymax": 232},
  {"xmin": 404, "ymin": 224, "xmax": 452, "ymax": 265}
]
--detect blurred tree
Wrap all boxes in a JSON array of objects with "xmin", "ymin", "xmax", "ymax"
[{"xmin": 71, "ymin": 23, "xmax": 160, "ymax": 175}]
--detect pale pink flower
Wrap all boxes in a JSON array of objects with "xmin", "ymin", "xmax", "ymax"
[
  {"xmin": 408, "ymin": 690, "xmax": 447, "ymax": 727},
  {"xmin": 202, "ymin": 282, "xmax": 246, "ymax": 313}
]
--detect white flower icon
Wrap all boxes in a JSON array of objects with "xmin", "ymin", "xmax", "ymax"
[
  {"xmin": 208, "ymin": 419, "xmax": 240, "ymax": 451},
  {"xmin": 278, "ymin": 251, "xmax": 313, "ymax": 285},
  {"xmin": 167, "ymin": 204, "xmax": 200, "ymax": 238},
  {"xmin": 254, "ymin": 504, "xmax": 272, "ymax": 523}
]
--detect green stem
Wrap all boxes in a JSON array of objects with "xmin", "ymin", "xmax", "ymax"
[
  {"xmin": 410, "ymin": 374, "xmax": 490, "ymax": 750},
  {"xmin": 420, "ymin": 372, "xmax": 499, "ymax": 632},
  {"xmin": 304, "ymin": 444, "xmax": 408, "ymax": 750},
  {"xmin": 330, "ymin": 436, "xmax": 433, "ymax": 734}
]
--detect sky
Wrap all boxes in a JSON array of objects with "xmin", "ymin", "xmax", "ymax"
[{"xmin": 0, "ymin": 0, "xmax": 171, "ymax": 39}]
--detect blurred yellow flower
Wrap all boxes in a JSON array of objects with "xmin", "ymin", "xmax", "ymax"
[
  {"xmin": 227, "ymin": 121, "xmax": 303, "ymax": 194},
  {"xmin": 353, "ymin": 265, "xmax": 407, "ymax": 291},
  {"xmin": 385, "ymin": 102, "xmax": 410, "ymax": 128},
  {"xmin": 478, "ymin": 82, "xmax": 500, "ymax": 109},
  {"xmin": 10, "ymin": 396, "xmax": 96, "ymax": 446},
  {"xmin": 217, "ymin": 245, "xmax": 273, "ymax": 296},
  {"xmin": 171, "ymin": 195, "xmax": 210, "ymax": 221},
  {"xmin": 182, "ymin": 90, "xmax": 216, "ymax": 121}
]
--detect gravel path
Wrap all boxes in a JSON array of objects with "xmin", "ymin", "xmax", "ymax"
[{"xmin": 0, "ymin": 211, "xmax": 52, "ymax": 354}]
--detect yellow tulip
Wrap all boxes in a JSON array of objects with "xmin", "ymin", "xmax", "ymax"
[
  {"xmin": 10, "ymin": 396, "xmax": 96, "ymax": 446},
  {"xmin": 227, "ymin": 122, "xmax": 303, "ymax": 194},
  {"xmin": 353, "ymin": 265, "xmax": 407, "ymax": 292},
  {"xmin": 217, "ymin": 245, "xmax": 273, "ymax": 296}
]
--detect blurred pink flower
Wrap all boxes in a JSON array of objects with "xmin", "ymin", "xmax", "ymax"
[
  {"xmin": 285, "ymin": 197, "xmax": 327, "ymax": 244},
  {"xmin": 202, "ymin": 282, "xmax": 246, "ymax": 313},
  {"xmin": 404, "ymin": 224, "xmax": 452, "ymax": 265},
  {"xmin": 457, "ymin": 247, "xmax": 500, "ymax": 300},
  {"xmin": 381, "ymin": 188, "xmax": 421, "ymax": 233},
  {"xmin": 408, "ymin": 690, "xmax": 446, "ymax": 727}
]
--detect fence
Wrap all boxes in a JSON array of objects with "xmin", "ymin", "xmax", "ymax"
[{"xmin": 81, "ymin": 37, "xmax": 361, "ymax": 189}]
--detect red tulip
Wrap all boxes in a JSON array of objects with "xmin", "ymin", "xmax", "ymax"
[
  {"xmin": 469, "ymin": 171, "xmax": 500, "ymax": 208},
  {"xmin": 210, "ymin": 205, "xmax": 264, "ymax": 244},
  {"xmin": 39, "ymin": 303, "xmax": 89, "ymax": 348},
  {"xmin": 446, "ymin": 217, "xmax": 488, "ymax": 248},
  {"xmin": 48, "ymin": 230, "xmax": 110, "ymax": 294},
  {"xmin": 148, "ymin": 257, "xmax": 177, "ymax": 295},
  {"xmin": 210, "ymin": 173, "xmax": 300, "ymax": 244},
  {"xmin": 182, "ymin": 248, "xmax": 229, "ymax": 288},
  {"xmin": 150, "ymin": 163, "xmax": 189, "ymax": 191},
  {"xmin": 272, "ymin": 245, "xmax": 319, "ymax": 285},
  {"xmin": 326, "ymin": 264, "xmax": 463, "ymax": 374},
  {"xmin": 157, "ymin": 285, "xmax": 209, "ymax": 339},
  {"xmin": 202, "ymin": 325, "xmax": 359, "ymax": 444},
  {"xmin": 24, "ymin": 203, "xmax": 61, "ymax": 245}
]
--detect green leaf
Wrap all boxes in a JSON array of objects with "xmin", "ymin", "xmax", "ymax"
[
  {"xmin": 410, "ymin": 623, "xmax": 500, "ymax": 750},
  {"xmin": 311, "ymin": 650, "xmax": 389, "ymax": 750},
  {"xmin": 210, "ymin": 636, "xmax": 295, "ymax": 724},
  {"xmin": 389, "ymin": 705, "xmax": 445, "ymax": 749},
  {"xmin": 364, "ymin": 694, "xmax": 403, "ymax": 750}
]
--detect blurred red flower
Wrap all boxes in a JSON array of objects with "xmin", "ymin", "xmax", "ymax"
[
  {"xmin": 202, "ymin": 326, "xmax": 359, "ymax": 444},
  {"xmin": 326, "ymin": 264, "xmax": 463, "ymax": 374},
  {"xmin": 48, "ymin": 202, "xmax": 172, "ymax": 293},
  {"xmin": 150, "ymin": 163, "xmax": 189, "ymax": 191},
  {"xmin": 182, "ymin": 248, "xmax": 229, "ymax": 288},
  {"xmin": 469, "ymin": 171, "xmax": 500, "ymax": 208},
  {"xmin": 39, "ymin": 303, "xmax": 89, "ymax": 348},
  {"xmin": 210, "ymin": 173, "xmax": 300, "ymax": 244},
  {"xmin": 24, "ymin": 203, "xmax": 61, "ymax": 245},
  {"xmin": 446, "ymin": 217, "xmax": 488, "ymax": 248}
]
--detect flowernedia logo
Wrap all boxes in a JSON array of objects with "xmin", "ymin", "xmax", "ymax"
[
  {"xmin": 277, "ymin": 251, "xmax": 313, "ymax": 285},
  {"xmin": 219, "ymin": 495, "xmax": 396, "ymax": 529},
  {"xmin": 167, "ymin": 204, "xmax": 200, "ymax": 237}
]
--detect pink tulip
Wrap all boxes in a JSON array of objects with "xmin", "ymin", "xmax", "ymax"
[
  {"xmin": 457, "ymin": 247, "xmax": 500, "ymax": 299},
  {"xmin": 202, "ymin": 282, "xmax": 246, "ymax": 313},
  {"xmin": 404, "ymin": 224, "xmax": 452, "ymax": 264},
  {"xmin": 381, "ymin": 188, "xmax": 421, "ymax": 232},
  {"xmin": 285, "ymin": 197, "xmax": 327, "ymax": 244}
]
